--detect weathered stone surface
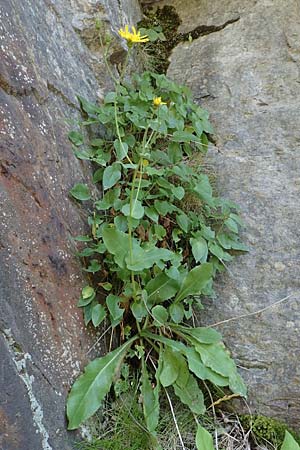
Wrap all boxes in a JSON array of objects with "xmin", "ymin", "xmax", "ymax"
[
  {"xmin": 0, "ymin": 0, "xmax": 141, "ymax": 448},
  {"xmin": 165, "ymin": 0, "xmax": 300, "ymax": 427}
]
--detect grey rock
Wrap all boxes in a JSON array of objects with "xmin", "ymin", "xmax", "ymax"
[
  {"xmin": 0, "ymin": 0, "xmax": 141, "ymax": 448},
  {"xmin": 166, "ymin": 0, "xmax": 300, "ymax": 427}
]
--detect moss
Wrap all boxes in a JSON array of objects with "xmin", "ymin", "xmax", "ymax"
[{"xmin": 240, "ymin": 414, "xmax": 300, "ymax": 448}]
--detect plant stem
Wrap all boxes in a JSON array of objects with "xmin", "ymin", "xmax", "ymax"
[{"xmin": 164, "ymin": 387, "xmax": 187, "ymax": 450}]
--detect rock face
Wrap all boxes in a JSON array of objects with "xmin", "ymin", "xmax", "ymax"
[
  {"xmin": 0, "ymin": 1, "xmax": 141, "ymax": 449},
  {"xmin": 163, "ymin": 0, "xmax": 300, "ymax": 427}
]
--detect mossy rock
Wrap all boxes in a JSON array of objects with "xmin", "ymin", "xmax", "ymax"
[{"xmin": 240, "ymin": 414, "xmax": 300, "ymax": 448}]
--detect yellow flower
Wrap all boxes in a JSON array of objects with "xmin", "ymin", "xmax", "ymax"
[
  {"xmin": 118, "ymin": 25, "xmax": 149, "ymax": 45},
  {"xmin": 153, "ymin": 97, "xmax": 167, "ymax": 107}
]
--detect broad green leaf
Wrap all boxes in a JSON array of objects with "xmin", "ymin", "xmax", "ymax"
[
  {"xmin": 114, "ymin": 139, "xmax": 128, "ymax": 161},
  {"xmin": 131, "ymin": 301, "xmax": 148, "ymax": 322},
  {"xmin": 217, "ymin": 233, "xmax": 249, "ymax": 251},
  {"xmin": 159, "ymin": 347, "xmax": 180, "ymax": 387},
  {"xmin": 209, "ymin": 242, "xmax": 233, "ymax": 262},
  {"xmin": 141, "ymin": 365, "xmax": 159, "ymax": 433},
  {"xmin": 174, "ymin": 263, "xmax": 213, "ymax": 303},
  {"xmin": 173, "ymin": 372, "xmax": 205, "ymax": 415},
  {"xmin": 184, "ymin": 347, "xmax": 228, "ymax": 386},
  {"xmin": 174, "ymin": 325, "xmax": 222, "ymax": 344},
  {"xmin": 196, "ymin": 425, "xmax": 215, "ymax": 450},
  {"xmin": 146, "ymin": 273, "xmax": 179, "ymax": 303},
  {"xmin": 102, "ymin": 226, "xmax": 129, "ymax": 268},
  {"xmin": 224, "ymin": 217, "xmax": 239, "ymax": 234},
  {"xmin": 83, "ymin": 259, "xmax": 101, "ymax": 273},
  {"xmin": 154, "ymin": 200, "xmax": 174, "ymax": 216},
  {"xmin": 106, "ymin": 294, "xmax": 124, "ymax": 326},
  {"xmin": 195, "ymin": 343, "xmax": 247, "ymax": 396},
  {"xmin": 67, "ymin": 338, "xmax": 136, "ymax": 429},
  {"xmin": 152, "ymin": 305, "xmax": 168, "ymax": 326},
  {"xmin": 141, "ymin": 331, "xmax": 187, "ymax": 354},
  {"xmin": 195, "ymin": 342, "xmax": 235, "ymax": 377},
  {"xmin": 172, "ymin": 130, "xmax": 200, "ymax": 143},
  {"xmin": 281, "ymin": 431, "xmax": 300, "ymax": 450},
  {"xmin": 190, "ymin": 236, "xmax": 208, "ymax": 263},
  {"xmin": 145, "ymin": 206, "xmax": 159, "ymax": 223},
  {"xmin": 169, "ymin": 303, "xmax": 185, "ymax": 323},
  {"xmin": 122, "ymin": 200, "xmax": 144, "ymax": 219},
  {"xmin": 103, "ymin": 163, "xmax": 121, "ymax": 190},
  {"xmin": 176, "ymin": 213, "xmax": 190, "ymax": 233},
  {"xmin": 77, "ymin": 95, "xmax": 102, "ymax": 115},
  {"xmin": 229, "ymin": 371, "xmax": 247, "ymax": 397},
  {"xmin": 69, "ymin": 130, "xmax": 83, "ymax": 146},
  {"xmin": 193, "ymin": 175, "xmax": 214, "ymax": 207},
  {"xmin": 92, "ymin": 304, "xmax": 106, "ymax": 327},
  {"xmin": 126, "ymin": 246, "xmax": 173, "ymax": 272},
  {"xmin": 173, "ymin": 186, "xmax": 185, "ymax": 200},
  {"xmin": 77, "ymin": 290, "xmax": 96, "ymax": 307},
  {"xmin": 70, "ymin": 183, "xmax": 91, "ymax": 201},
  {"xmin": 82, "ymin": 286, "xmax": 95, "ymax": 299},
  {"xmin": 93, "ymin": 168, "xmax": 104, "ymax": 183}
]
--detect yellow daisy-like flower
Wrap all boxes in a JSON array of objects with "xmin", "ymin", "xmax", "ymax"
[
  {"xmin": 153, "ymin": 97, "xmax": 167, "ymax": 107},
  {"xmin": 118, "ymin": 25, "xmax": 149, "ymax": 45}
]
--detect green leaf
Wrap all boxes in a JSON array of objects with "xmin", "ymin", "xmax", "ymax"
[
  {"xmin": 152, "ymin": 305, "xmax": 168, "ymax": 326},
  {"xmin": 281, "ymin": 431, "xmax": 300, "ymax": 450},
  {"xmin": 77, "ymin": 95, "xmax": 102, "ymax": 115},
  {"xmin": 92, "ymin": 304, "xmax": 106, "ymax": 327},
  {"xmin": 196, "ymin": 425, "xmax": 215, "ymax": 450},
  {"xmin": 175, "ymin": 263, "xmax": 213, "ymax": 303},
  {"xmin": 122, "ymin": 200, "xmax": 144, "ymax": 219},
  {"xmin": 195, "ymin": 342, "xmax": 247, "ymax": 396},
  {"xmin": 70, "ymin": 183, "xmax": 91, "ymax": 201},
  {"xmin": 217, "ymin": 233, "xmax": 249, "ymax": 251},
  {"xmin": 145, "ymin": 206, "xmax": 159, "ymax": 223},
  {"xmin": 173, "ymin": 186, "xmax": 185, "ymax": 200},
  {"xmin": 173, "ymin": 372, "xmax": 205, "ymax": 415},
  {"xmin": 172, "ymin": 130, "xmax": 200, "ymax": 143},
  {"xmin": 106, "ymin": 294, "xmax": 124, "ymax": 326},
  {"xmin": 67, "ymin": 338, "xmax": 136, "ymax": 429},
  {"xmin": 209, "ymin": 242, "xmax": 232, "ymax": 261},
  {"xmin": 146, "ymin": 273, "xmax": 179, "ymax": 303},
  {"xmin": 190, "ymin": 236, "xmax": 208, "ymax": 263},
  {"xmin": 169, "ymin": 303, "xmax": 185, "ymax": 324},
  {"xmin": 102, "ymin": 226, "xmax": 129, "ymax": 268},
  {"xmin": 184, "ymin": 347, "xmax": 228, "ymax": 386},
  {"xmin": 77, "ymin": 290, "xmax": 96, "ymax": 307},
  {"xmin": 159, "ymin": 347, "xmax": 180, "ymax": 387},
  {"xmin": 175, "ymin": 325, "xmax": 222, "ymax": 344},
  {"xmin": 126, "ymin": 246, "xmax": 173, "ymax": 272},
  {"xmin": 154, "ymin": 200, "xmax": 172, "ymax": 216},
  {"xmin": 141, "ymin": 365, "xmax": 159, "ymax": 433},
  {"xmin": 69, "ymin": 130, "xmax": 83, "ymax": 146},
  {"xmin": 82, "ymin": 286, "xmax": 95, "ymax": 299},
  {"xmin": 114, "ymin": 140, "xmax": 128, "ymax": 161},
  {"xmin": 84, "ymin": 259, "xmax": 101, "ymax": 273},
  {"xmin": 194, "ymin": 175, "xmax": 214, "ymax": 207},
  {"xmin": 224, "ymin": 217, "xmax": 239, "ymax": 234},
  {"xmin": 131, "ymin": 301, "xmax": 148, "ymax": 322},
  {"xmin": 103, "ymin": 163, "xmax": 121, "ymax": 190},
  {"xmin": 141, "ymin": 331, "xmax": 187, "ymax": 353},
  {"xmin": 176, "ymin": 213, "xmax": 190, "ymax": 233},
  {"xmin": 73, "ymin": 235, "xmax": 93, "ymax": 242}
]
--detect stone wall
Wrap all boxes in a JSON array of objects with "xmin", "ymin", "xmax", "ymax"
[
  {"xmin": 161, "ymin": 0, "xmax": 300, "ymax": 428},
  {"xmin": 0, "ymin": 1, "xmax": 141, "ymax": 449}
]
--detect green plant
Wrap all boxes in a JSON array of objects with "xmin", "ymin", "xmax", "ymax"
[
  {"xmin": 241, "ymin": 414, "xmax": 300, "ymax": 449},
  {"xmin": 67, "ymin": 26, "xmax": 247, "ymax": 449}
]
